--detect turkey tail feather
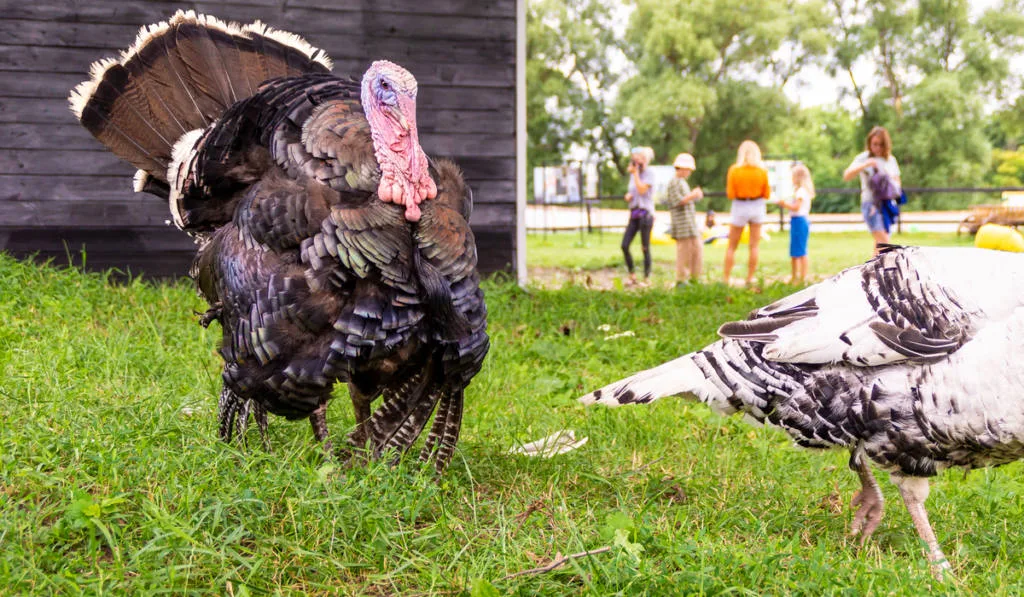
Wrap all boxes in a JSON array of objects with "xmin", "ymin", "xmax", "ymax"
[
  {"xmin": 579, "ymin": 354, "xmax": 714, "ymax": 407},
  {"xmin": 580, "ymin": 340, "xmax": 808, "ymax": 424},
  {"xmin": 69, "ymin": 10, "xmax": 333, "ymax": 188}
]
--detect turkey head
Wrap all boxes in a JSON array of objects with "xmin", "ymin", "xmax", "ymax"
[{"xmin": 361, "ymin": 60, "xmax": 437, "ymax": 222}]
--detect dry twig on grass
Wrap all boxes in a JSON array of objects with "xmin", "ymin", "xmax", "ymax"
[{"xmin": 502, "ymin": 546, "xmax": 613, "ymax": 580}]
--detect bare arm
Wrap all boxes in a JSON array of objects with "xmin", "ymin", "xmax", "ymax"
[
  {"xmin": 632, "ymin": 170, "xmax": 651, "ymax": 195},
  {"xmin": 779, "ymin": 196, "xmax": 802, "ymax": 211},
  {"xmin": 843, "ymin": 158, "xmax": 876, "ymax": 182},
  {"xmin": 681, "ymin": 187, "xmax": 704, "ymax": 204}
]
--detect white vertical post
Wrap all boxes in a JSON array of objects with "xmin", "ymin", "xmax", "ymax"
[{"xmin": 515, "ymin": 0, "xmax": 528, "ymax": 286}]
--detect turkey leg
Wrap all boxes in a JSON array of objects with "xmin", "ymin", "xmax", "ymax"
[
  {"xmin": 849, "ymin": 451, "xmax": 885, "ymax": 542},
  {"xmin": 419, "ymin": 389, "xmax": 463, "ymax": 474},
  {"xmin": 309, "ymin": 399, "xmax": 332, "ymax": 453},
  {"xmin": 218, "ymin": 386, "xmax": 269, "ymax": 450},
  {"xmin": 346, "ymin": 383, "xmax": 376, "ymax": 448},
  {"xmin": 892, "ymin": 475, "xmax": 951, "ymax": 577}
]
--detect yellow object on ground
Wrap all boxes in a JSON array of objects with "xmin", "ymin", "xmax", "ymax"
[
  {"xmin": 739, "ymin": 226, "xmax": 770, "ymax": 244},
  {"xmin": 975, "ymin": 223, "xmax": 1024, "ymax": 252},
  {"xmin": 651, "ymin": 232, "xmax": 674, "ymax": 246}
]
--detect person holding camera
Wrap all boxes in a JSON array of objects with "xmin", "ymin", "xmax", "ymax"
[{"xmin": 622, "ymin": 146, "xmax": 656, "ymax": 287}]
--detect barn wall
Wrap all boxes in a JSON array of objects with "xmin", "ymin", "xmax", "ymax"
[{"xmin": 0, "ymin": 0, "xmax": 518, "ymax": 278}]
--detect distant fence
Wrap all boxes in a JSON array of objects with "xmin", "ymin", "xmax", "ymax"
[{"xmin": 528, "ymin": 186, "xmax": 1024, "ymax": 234}]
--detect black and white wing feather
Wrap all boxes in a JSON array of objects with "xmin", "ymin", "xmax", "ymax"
[{"xmin": 720, "ymin": 246, "xmax": 1024, "ymax": 366}]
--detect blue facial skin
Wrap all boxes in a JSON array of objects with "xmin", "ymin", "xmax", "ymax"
[{"xmin": 376, "ymin": 77, "xmax": 398, "ymax": 106}]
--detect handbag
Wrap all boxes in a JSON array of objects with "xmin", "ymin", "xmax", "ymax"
[{"xmin": 630, "ymin": 208, "xmax": 649, "ymax": 220}]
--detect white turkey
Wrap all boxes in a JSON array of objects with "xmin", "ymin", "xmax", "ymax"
[
  {"xmin": 68, "ymin": 11, "xmax": 489, "ymax": 473},
  {"xmin": 580, "ymin": 245, "xmax": 1024, "ymax": 573}
]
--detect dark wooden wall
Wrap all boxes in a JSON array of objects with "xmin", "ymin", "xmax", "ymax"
[{"xmin": 0, "ymin": 0, "xmax": 518, "ymax": 278}]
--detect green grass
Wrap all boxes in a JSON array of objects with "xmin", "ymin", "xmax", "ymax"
[
  {"xmin": 528, "ymin": 230, "xmax": 974, "ymax": 286},
  {"xmin": 2, "ymin": 243, "xmax": 1022, "ymax": 596}
]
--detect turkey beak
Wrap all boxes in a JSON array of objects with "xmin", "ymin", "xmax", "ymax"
[{"xmin": 389, "ymin": 106, "xmax": 410, "ymax": 132}]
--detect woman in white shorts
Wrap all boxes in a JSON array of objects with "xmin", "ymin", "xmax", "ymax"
[{"xmin": 723, "ymin": 140, "xmax": 771, "ymax": 285}]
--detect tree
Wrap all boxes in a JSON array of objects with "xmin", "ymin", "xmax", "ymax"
[
  {"xmin": 618, "ymin": 0, "xmax": 827, "ymax": 156},
  {"xmin": 766, "ymin": 107, "xmax": 859, "ymax": 212},
  {"xmin": 526, "ymin": 0, "xmax": 627, "ymax": 182}
]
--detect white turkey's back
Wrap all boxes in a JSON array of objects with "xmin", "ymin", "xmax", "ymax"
[{"xmin": 911, "ymin": 247, "xmax": 1024, "ymax": 316}]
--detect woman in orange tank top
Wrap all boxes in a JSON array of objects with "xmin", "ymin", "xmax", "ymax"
[{"xmin": 723, "ymin": 140, "xmax": 771, "ymax": 286}]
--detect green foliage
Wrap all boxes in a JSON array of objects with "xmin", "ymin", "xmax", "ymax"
[
  {"xmin": 896, "ymin": 74, "xmax": 992, "ymax": 197},
  {"xmin": 989, "ymin": 149, "xmax": 1024, "ymax": 187},
  {"xmin": 615, "ymin": 0, "xmax": 826, "ymax": 203},
  {"xmin": 527, "ymin": 0, "xmax": 626, "ymax": 177},
  {"xmin": 766, "ymin": 107, "xmax": 860, "ymax": 213},
  {"xmin": 691, "ymin": 83, "xmax": 795, "ymax": 211}
]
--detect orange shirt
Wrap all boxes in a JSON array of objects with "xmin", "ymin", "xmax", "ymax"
[{"xmin": 726, "ymin": 164, "xmax": 771, "ymax": 200}]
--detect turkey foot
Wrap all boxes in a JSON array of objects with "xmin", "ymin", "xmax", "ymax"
[
  {"xmin": 197, "ymin": 303, "xmax": 222, "ymax": 328},
  {"xmin": 849, "ymin": 453, "xmax": 884, "ymax": 543}
]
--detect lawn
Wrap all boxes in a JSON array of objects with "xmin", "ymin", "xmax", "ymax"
[
  {"xmin": 527, "ymin": 229, "xmax": 974, "ymax": 287},
  {"xmin": 2, "ymin": 236, "xmax": 1022, "ymax": 596}
]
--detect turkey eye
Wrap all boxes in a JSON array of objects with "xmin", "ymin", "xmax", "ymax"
[{"xmin": 381, "ymin": 80, "xmax": 390, "ymax": 90}]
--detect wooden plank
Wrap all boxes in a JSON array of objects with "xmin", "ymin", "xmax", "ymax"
[
  {"xmin": 468, "ymin": 201, "xmax": 515, "ymax": 228},
  {"xmin": 0, "ymin": 198, "xmax": 173, "ymax": 227},
  {"xmin": 0, "ymin": 72, "xmax": 88, "ymax": 99},
  {"xmin": 0, "ymin": 90, "xmax": 513, "ymax": 125},
  {"xmin": 287, "ymin": 0, "xmax": 514, "ymax": 18},
  {"xmin": 0, "ymin": 226, "xmax": 196, "ymax": 253},
  {"xmin": 464, "ymin": 180, "xmax": 515, "ymax": 204},
  {"xmin": 0, "ymin": 149, "xmax": 136, "ymax": 177},
  {"xmin": 421, "ymin": 134, "xmax": 516, "ymax": 159},
  {"xmin": 471, "ymin": 227, "xmax": 515, "ymax": 273},
  {"xmin": 0, "ymin": 176, "xmax": 514, "ymax": 209},
  {"xmin": 0, "ymin": 110, "xmax": 514, "ymax": 152},
  {"xmin": 0, "ymin": 123, "xmax": 108, "ymax": 151},
  {"xmin": 1, "ymin": 132, "xmax": 512, "ymax": 179},
  {"xmin": 3, "ymin": 228, "xmax": 511, "ymax": 277},
  {"xmin": 0, "ymin": 20, "xmax": 140, "ymax": 47},
  {"xmin": 0, "ymin": 48, "xmax": 512, "ymax": 92},
  {"xmin": 3, "ymin": 3, "xmax": 514, "ymax": 41},
  {"xmin": 0, "ymin": 193, "xmax": 515, "ymax": 228}
]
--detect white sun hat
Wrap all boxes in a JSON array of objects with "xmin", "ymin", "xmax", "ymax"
[{"xmin": 673, "ymin": 153, "xmax": 696, "ymax": 170}]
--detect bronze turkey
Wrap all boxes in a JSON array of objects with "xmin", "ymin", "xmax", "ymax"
[{"xmin": 69, "ymin": 11, "xmax": 489, "ymax": 472}]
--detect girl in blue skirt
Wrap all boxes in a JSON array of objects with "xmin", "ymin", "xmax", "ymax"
[{"xmin": 777, "ymin": 164, "xmax": 814, "ymax": 284}]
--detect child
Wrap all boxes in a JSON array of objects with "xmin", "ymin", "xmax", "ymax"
[
  {"xmin": 776, "ymin": 163, "xmax": 814, "ymax": 284},
  {"xmin": 663, "ymin": 153, "xmax": 704, "ymax": 287}
]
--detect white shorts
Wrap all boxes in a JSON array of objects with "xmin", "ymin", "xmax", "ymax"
[{"xmin": 729, "ymin": 199, "xmax": 767, "ymax": 226}]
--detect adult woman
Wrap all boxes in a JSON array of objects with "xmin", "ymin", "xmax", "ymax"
[
  {"xmin": 843, "ymin": 126, "xmax": 901, "ymax": 254},
  {"xmin": 622, "ymin": 146, "xmax": 656, "ymax": 286},
  {"xmin": 724, "ymin": 140, "xmax": 771, "ymax": 286}
]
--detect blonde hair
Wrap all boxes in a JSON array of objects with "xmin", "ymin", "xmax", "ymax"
[
  {"xmin": 631, "ymin": 146, "xmax": 655, "ymax": 164},
  {"xmin": 791, "ymin": 163, "xmax": 815, "ymax": 198},
  {"xmin": 735, "ymin": 140, "xmax": 763, "ymax": 168}
]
